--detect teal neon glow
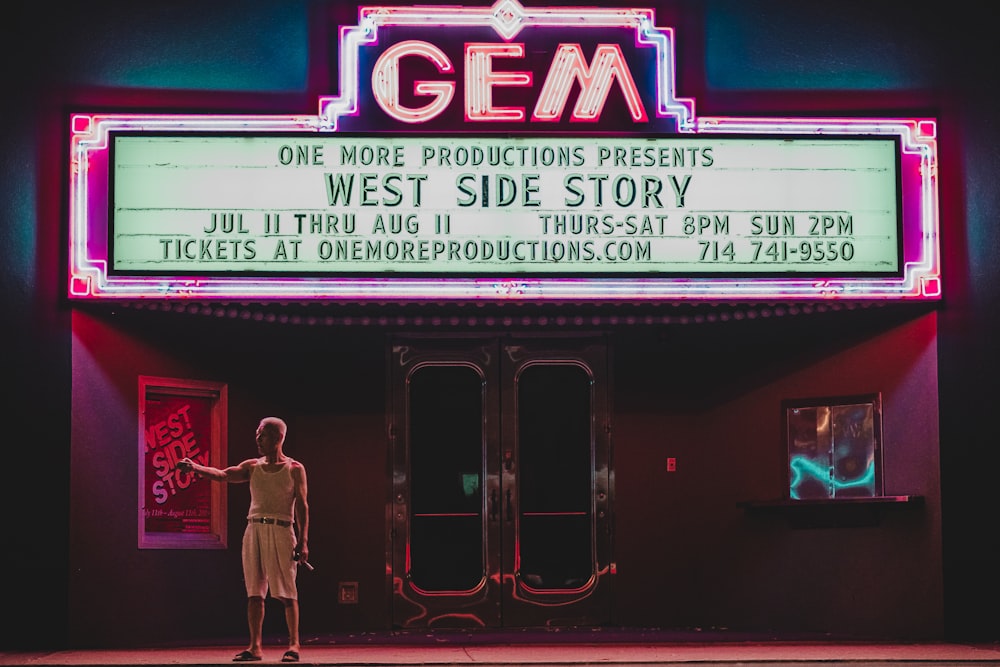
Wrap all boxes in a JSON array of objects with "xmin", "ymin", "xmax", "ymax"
[
  {"xmin": 705, "ymin": 6, "xmax": 930, "ymax": 92},
  {"xmin": 67, "ymin": 0, "xmax": 940, "ymax": 301},
  {"xmin": 789, "ymin": 455, "xmax": 875, "ymax": 500}
]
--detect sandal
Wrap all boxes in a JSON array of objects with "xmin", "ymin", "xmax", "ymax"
[
  {"xmin": 282, "ymin": 649, "xmax": 300, "ymax": 662},
  {"xmin": 233, "ymin": 649, "xmax": 262, "ymax": 662}
]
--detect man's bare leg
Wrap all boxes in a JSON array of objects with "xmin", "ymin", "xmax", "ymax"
[
  {"xmin": 280, "ymin": 598, "xmax": 300, "ymax": 655},
  {"xmin": 245, "ymin": 596, "xmax": 265, "ymax": 657}
]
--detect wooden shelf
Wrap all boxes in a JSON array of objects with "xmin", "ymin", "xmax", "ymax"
[{"xmin": 739, "ymin": 495, "xmax": 924, "ymax": 528}]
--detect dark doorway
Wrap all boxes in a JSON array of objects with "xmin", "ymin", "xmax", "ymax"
[{"xmin": 389, "ymin": 336, "xmax": 612, "ymax": 628}]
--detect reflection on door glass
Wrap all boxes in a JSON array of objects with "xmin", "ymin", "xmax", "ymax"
[
  {"xmin": 785, "ymin": 394, "xmax": 882, "ymax": 500},
  {"xmin": 408, "ymin": 365, "xmax": 484, "ymax": 591},
  {"xmin": 517, "ymin": 363, "xmax": 594, "ymax": 589}
]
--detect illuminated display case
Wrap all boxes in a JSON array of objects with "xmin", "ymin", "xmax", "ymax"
[
  {"xmin": 784, "ymin": 394, "xmax": 883, "ymax": 500},
  {"xmin": 740, "ymin": 393, "xmax": 922, "ymax": 528}
]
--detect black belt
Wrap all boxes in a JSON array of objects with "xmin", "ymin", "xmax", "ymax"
[{"xmin": 249, "ymin": 517, "xmax": 291, "ymax": 527}]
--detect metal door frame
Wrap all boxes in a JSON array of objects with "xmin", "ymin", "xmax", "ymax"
[{"xmin": 388, "ymin": 334, "xmax": 612, "ymax": 628}]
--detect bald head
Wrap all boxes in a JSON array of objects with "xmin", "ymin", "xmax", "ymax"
[{"xmin": 259, "ymin": 416, "xmax": 287, "ymax": 440}]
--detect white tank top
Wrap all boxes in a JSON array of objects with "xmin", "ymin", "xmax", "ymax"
[{"xmin": 247, "ymin": 457, "xmax": 295, "ymax": 523}]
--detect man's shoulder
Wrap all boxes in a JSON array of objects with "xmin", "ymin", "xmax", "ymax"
[
  {"xmin": 287, "ymin": 458, "xmax": 307, "ymax": 477},
  {"xmin": 238, "ymin": 457, "xmax": 264, "ymax": 472}
]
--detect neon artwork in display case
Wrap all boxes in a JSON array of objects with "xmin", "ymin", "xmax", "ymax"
[{"xmin": 67, "ymin": 0, "xmax": 939, "ymax": 302}]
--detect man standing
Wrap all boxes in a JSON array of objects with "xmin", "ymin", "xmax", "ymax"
[{"xmin": 178, "ymin": 417, "xmax": 309, "ymax": 663}]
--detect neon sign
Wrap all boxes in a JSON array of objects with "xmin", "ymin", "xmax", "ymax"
[
  {"xmin": 109, "ymin": 134, "xmax": 901, "ymax": 277},
  {"xmin": 369, "ymin": 40, "xmax": 646, "ymax": 123},
  {"xmin": 68, "ymin": 0, "xmax": 940, "ymax": 301}
]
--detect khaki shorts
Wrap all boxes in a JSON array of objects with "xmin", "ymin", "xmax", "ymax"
[{"xmin": 241, "ymin": 521, "xmax": 298, "ymax": 600}]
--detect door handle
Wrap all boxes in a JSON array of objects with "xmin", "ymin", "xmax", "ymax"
[
  {"xmin": 489, "ymin": 489, "xmax": 498, "ymax": 522},
  {"xmin": 505, "ymin": 489, "xmax": 513, "ymax": 522}
]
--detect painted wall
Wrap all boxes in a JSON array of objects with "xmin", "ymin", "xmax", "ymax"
[
  {"xmin": 4, "ymin": 0, "xmax": 996, "ymax": 650},
  {"xmin": 69, "ymin": 309, "xmax": 389, "ymax": 644},
  {"xmin": 66, "ymin": 305, "xmax": 941, "ymax": 645},
  {"xmin": 613, "ymin": 310, "xmax": 941, "ymax": 638}
]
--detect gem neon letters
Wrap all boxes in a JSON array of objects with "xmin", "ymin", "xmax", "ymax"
[{"xmin": 371, "ymin": 41, "xmax": 646, "ymax": 123}]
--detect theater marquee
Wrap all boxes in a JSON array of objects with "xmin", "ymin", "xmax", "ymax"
[{"xmin": 69, "ymin": 1, "xmax": 940, "ymax": 301}]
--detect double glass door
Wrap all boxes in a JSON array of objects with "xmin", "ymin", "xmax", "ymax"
[{"xmin": 389, "ymin": 336, "xmax": 612, "ymax": 628}]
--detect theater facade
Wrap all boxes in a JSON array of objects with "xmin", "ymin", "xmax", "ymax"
[{"xmin": 49, "ymin": 0, "xmax": 957, "ymax": 647}]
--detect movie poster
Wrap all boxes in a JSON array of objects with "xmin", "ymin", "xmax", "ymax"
[{"xmin": 143, "ymin": 392, "xmax": 214, "ymax": 535}]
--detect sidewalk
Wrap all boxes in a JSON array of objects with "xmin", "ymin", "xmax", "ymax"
[{"xmin": 3, "ymin": 630, "xmax": 1000, "ymax": 667}]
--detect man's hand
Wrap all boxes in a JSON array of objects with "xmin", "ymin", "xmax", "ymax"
[
  {"xmin": 177, "ymin": 457, "xmax": 195, "ymax": 474},
  {"xmin": 294, "ymin": 547, "xmax": 314, "ymax": 571}
]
